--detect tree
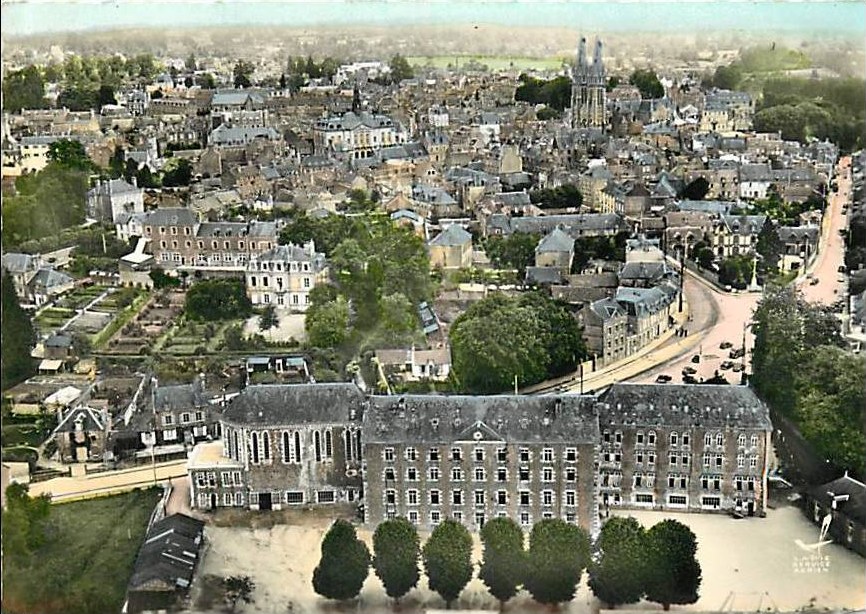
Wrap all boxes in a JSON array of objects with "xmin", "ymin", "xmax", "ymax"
[
  {"xmin": 2, "ymin": 65, "xmax": 47, "ymax": 113},
  {"xmin": 223, "ymin": 575, "xmax": 255, "ymax": 613},
  {"xmin": 483, "ymin": 232, "xmax": 539, "ymax": 274},
  {"xmin": 718, "ymin": 255, "xmax": 753, "ymax": 289},
  {"xmin": 233, "ymin": 60, "xmax": 255, "ymax": 88},
  {"xmin": 97, "ymin": 84, "xmax": 117, "ymax": 107},
  {"xmin": 184, "ymin": 279, "xmax": 252, "ymax": 321},
  {"xmin": 390, "ymin": 54, "xmax": 414, "ymax": 82},
  {"xmin": 47, "ymin": 139, "xmax": 92, "ymax": 171},
  {"xmin": 755, "ymin": 218, "xmax": 783, "ymax": 274},
  {"xmin": 313, "ymin": 519, "xmax": 371, "ymax": 601},
  {"xmin": 423, "ymin": 519, "xmax": 473, "ymax": 608},
  {"xmin": 524, "ymin": 519, "xmax": 591, "ymax": 607},
  {"xmin": 196, "ymin": 73, "xmax": 216, "ymax": 89},
  {"xmin": 644, "ymin": 519, "xmax": 701, "ymax": 611},
  {"xmin": 589, "ymin": 516, "xmax": 648, "ymax": 607},
  {"xmin": 0, "ymin": 483, "xmax": 51, "ymax": 561},
  {"xmin": 185, "ymin": 54, "xmax": 197, "ymax": 72},
  {"xmin": 378, "ymin": 292, "xmax": 417, "ymax": 345},
  {"xmin": 606, "ymin": 75, "xmax": 621, "ymax": 91},
  {"xmin": 161, "ymin": 157, "xmax": 193, "ymax": 187},
  {"xmin": 258, "ymin": 305, "xmax": 279, "ymax": 335},
  {"xmin": 529, "ymin": 184, "xmax": 583, "ymax": 209},
  {"xmin": 372, "ymin": 518, "xmax": 420, "ymax": 604},
  {"xmin": 709, "ymin": 63, "xmax": 743, "ymax": 90},
  {"xmin": 479, "ymin": 517, "xmax": 525, "ymax": 608},
  {"xmin": 306, "ymin": 297, "xmax": 350, "ymax": 348},
  {"xmin": 682, "ymin": 177, "xmax": 710, "ymax": 200},
  {"xmin": 629, "ymin": 69, "xmax": 664, "ymax": 99},
  {"xmin": 1, "ymin": 270, "xmax": 36, "ymax": 391}
]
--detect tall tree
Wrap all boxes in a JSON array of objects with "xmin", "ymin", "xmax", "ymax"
[
  {"xmin": 305, "ymin": 297, "xmax": 350, "ymax": 348},
  {"xmin": 233, "ymin": 60, "xmax": 254, "ymax": 88},
  {"xmin": 258, "ymin": 305, "xmax": 279, "ymax": 335},
  {"xmin": 483, "ymin": 232, "xmax": 540, "ymax": 273},
  {"xmin": 422, "ymin": 519, "xmax": 474, "ymax": 609},
  {"xmin": 682, "ymin": 177, "xmax": 710, "ymax": 200},
  {"xmin": 524, "ymin": 519, "xmax": 591, "ymax": 607},
  {"xmin": 479, "ymin": 517, "xmax": 525, "ymax": 608},
  {"xmin": 629, "ymin": 69, "xmax": 665, "ymax": 99},
  {"xmin": 372, "ymin": 518, "xmax": 420, "ymax": 604},
  {"xmin": 588, "ymin": 516, "xmax": 648, "ymax": 607},
  {"xmin": 2, "ymin": 65, "xmax": 47, "ymax": 113},
  {"xmin": 312, "ymin": 519, "xmax": 371, "ymax": 601},
  {"xmin": 184, "ymin": 279, "xmax": 252, "ymax": 321},
  {"xmin": 47, "ymin": 139, "xmax": 93, "ymax": 171},
  {"xmin": 389, "ymin": 54, "xmax": 414, "ymax": 82},
  {"xmin": 1, "ymin": 270, "xmax": 36, "ymax": 390},
  {"xmin": 644, "ymin": 520, "xmax": 701, "ymax": 611},
  {"xmin": 755, "ymin": 218, "xmax": 783, "ymax": 275}
]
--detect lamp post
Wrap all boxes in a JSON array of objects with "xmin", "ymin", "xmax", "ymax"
[{"xmin": 678, "ymin": 243, "xmax": 685, "ymax": 313}]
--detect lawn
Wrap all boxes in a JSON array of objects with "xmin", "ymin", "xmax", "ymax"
[{"xmin": 1, "ymin": 487, "xmax": 162, "ymax": 614}]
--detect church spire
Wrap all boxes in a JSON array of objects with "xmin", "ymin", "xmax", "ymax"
[
  {"xmin": 593, "ymin": 39, "xmax": 604, "ymax": 75},
  {"xmin": 577, "ymin": 37, "xmax": 587, "ymax": 71}
]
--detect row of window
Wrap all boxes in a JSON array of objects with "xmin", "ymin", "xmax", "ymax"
[
  {"xmin": 395, "ymin": 509, "xmax": 577, "ymax": 528},
  {"xmin": 246, "ymin": 429, "xmax": 333, "ymax": 465},
  {"xmin": 197, "ymin": 492, "xmax": 245, "ymax": 508},
  {"xmin": 383, "ymin": 446, "xmax": 579, "ymax": 463},
  {"xmin": 385, "ymin": 488, "xmax": 579, "ymax": 508},
  {"xmin": 604, "ymin": 430, "xmax": 760, "ymax": 450},
  {"xmin": 383, "ymin": 465, "xmax": 580, "ymax": 483},
  {"xmin": 195, "ymin": 470, "xmax": 243, "ymax": 488},
  {"xmin": 249, "ymin": 276, "xmax": 311, "ymax": 288},
  {"xmin": 162, "ymin": 411, "xmax": 204, "ymax": 426},
  {"xmin": 249, "ymin": 261, "xmax": 312, "ymax": 272}
]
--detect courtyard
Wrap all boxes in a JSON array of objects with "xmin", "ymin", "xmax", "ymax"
[{"xmin": 184, "ymin": 500, "xmax": 866, "ymax": 614}]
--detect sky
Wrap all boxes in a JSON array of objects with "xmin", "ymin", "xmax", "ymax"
[{"xmin": 2, "ymin": 1, "xmax": 865, "ymax": 38}]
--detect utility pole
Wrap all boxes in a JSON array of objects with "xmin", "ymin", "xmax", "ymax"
[{"xmin": 678, "ymin": 244, "xmax": 685, "ymax": 313}]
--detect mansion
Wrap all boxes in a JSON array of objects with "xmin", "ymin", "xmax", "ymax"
[{"xmin": 188, "ymin": 382, "xmax": 772, "ymax": 536}]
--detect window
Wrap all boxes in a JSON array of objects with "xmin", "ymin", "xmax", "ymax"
[
  {"xmin": 451, "ymin": 467, "xmax": 464, "ymax": 481},
  {"xmin": 405, "ymin": 447, "xmax": 417, "ymax": 461},
  {"xmin": 648, "ymin": 431, "xmax": 656, "ymax": 446},
  {"xmin": 565, "ymin": 491, "xmax": 576, "ymax": 506},
  {"xmin": 637, "ymin": 432, "xmax": 645, "ymax": 444},
  {"xmin": 716, "ymin": 433, "xmax": 724, "ymax": 447},
  {"xmin": 542, "ymin": 467, "xmax": 554, "ymax": 482},
  {"xmin": 669, "ymin": 495, "xmax": 687, "ymax": 506},
  {"xmin": 474, "ymin": 467, "xmax": 485, "ymax": 481},
  {"xmin": 496, "ymin": 490, "xmax": 507, "ymax": 505},
  {"xmin": 519, "ymin": 491, "xmax": 531, "ymax": 505},
  {"xmin": 519, "ymin": 467, "xmax": 530, "ymax": 481},
  {"xmin": 669, "ymin": 453, "xmax": 678, "ymax": 466},
  {"xmin": 317, "ymin": 491, "xmax": 335, "ymax": 503},
  {"xmin": 385, "ymin": 489, "xmax": 396, "ymax": 505},
  {"xmin": 738, "ymin": 434, "xmax": 747, "ymax": 447},
  {"xmin": 430, "ymin": 511, "xmax": 441, "ymax": 526},
  {"xmin": 520, "ymin": 512, "xmax": 531, "ymax": 526},
  {"xmin": 407, "ymin": 467, "xmax": 418, "ymax": 481},
  {"xmin": 565, "ymin": 448, "xmax": 577, "ymax": 462},
  {"xmin": 702, "ymin": 496, "xmax": 721, "ymax": 508},
  {"xmin": 565, "ymin": 468, "xmax": 577, "ymax": 481},
  {"xmin": 737, "ymin": 454, "xmax": 745, "ymax": 468},
  {"xmin": 542, "ymin": 448, "xmax": 554, "ymax": 462},
  {"xmin": 705, "ymin": 433, "xmax": 713, "ymax": 446},
  {"xmin": 497, "ymin": 468, "xmax": 507, "ymax": 482},
  {"xmin": 636, "ymin": 452, "xmax": 644, "ymax": 464},
  {"xmin": 682, "ymin": 433, "xmax": 690, "ymax": 446},
  {"xmin": 603, "ymin": 430, "xmax": 611, "ymax": 443},
  {"xmin": 429, "ymin": 467, "xmax": 440, "ymax": 481},
  {"xmin": 162, "ymin": 414, "xmax": 174, "ymax": 426},
  {"xmin": 615, "ymin": 431, "xmax": 623, "ymax": 444},
  {"xmin": 682, "ymin": 454, "xmax": 690, "ymax": 467},
  {"xmin": 429, "ymin": 448, "xmax": 440, "ymax": 462},
  {"xmin": 195, "ymin": 411, "xmax": 204, "ymax": 422},
  {"xmin": 384, "ymin": 447, "xmax": 395, "ymax": 462},
  {"xmin": 430, "ymin": 490, "xmax": 441, "ymax": 505},
  {"xmin": 670, "ymin": 431, "xmax": 679, "ymax": 446},
  {"xmin": 750, "ymin": 434, "xmax": 758, "ymax": 448},
  {"xmin": 474, "ymin": 448, "xmax": 485, "ymax": 462},
  {"xmin": 519, "ymin": 448, "xmax": 530, "ymax": 462},
  {"xmin": 452, "ymin": 490, "xmax": 463, "ymax": 505},
  {"xmin": 286, "ymin": 491, "xmax": 304, "ymax": 504},
  {"xmin": 635, "ymin": 493, "xmax": 654, "ymax": 504},
  {"xmin": 750, "ymin": 455, "xmax": 758, "ymax": 468},
  {"xmin": 497, "ymin": 447, "xmax": 507, "ymax": 462},
  {"xmin": 451, "ymin": 447, "xmax": 462, "ymax": 461},
  {"xmin": 542, "ymin": 490, "xmax": 554, "ymax": 506},
  {"xmin": 408, "ymin": 511, "xmax": 419, "ymax": 524},
  {"xmin": 715, "ymin": 455, "xmax": 723, "ymax": 468},
  {"xmin": 233, "ymin": 471, "xmax": 242, "ymax": 486},
  {"xmin": 384, "ymin": 467, "xmax": 395, "ymax": 481},
  {"xmin": 474, "ymin": 490, "xmax": 485, "ymax": 505},
  {"xmin": 407, "ymin": 490, "xmax": 419, "ymax": 505},
  {"xmin": 452, "ymin": 511, "xmax": 463, "ymax": 522},
  {"xmin": 648, "ymin": 453, "xmax": 655, "ymax": 465},
  {"xmin": 703, "ymin": 452, "xmax": 711, "ymax": 467}
]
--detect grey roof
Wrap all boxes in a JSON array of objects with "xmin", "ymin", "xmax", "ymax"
[
  {"xmin": 722, "ymin": 214, "xmax": 767, "ymax": 235},
  {"xmin": 598, "ymin": 383, "xmax": 772, "ymax": 430},
  {"xmin": 619, "ymin": 261, "xmax": 672, "ymax": 283},
  {"xmin": 211, "ymin": 91, "xmax": 264, "ymax": 107},
  {"xmin": 197, "ymin": 220, "xmax": 276, "ymax": 239},
  {"xmin": 45, "ymin": 334, "xmax": 72, "ymax": 348},
  {"xmin": 89, "ymin": 178, "xmax": 140, "ymax": 197},
  {"xmin": 315, "ymin": 111, "xmax": 397, "ymax": 131},
  {"xmin": 143, "ymin": 208, "xmax": 198, "ymax": 227},
  {"xmin": 54, "ymin": 405, "xmax": 106, "ymax": 434},
  {"xmin": 677, "ymin": 200, "xmax": 735, "ymax": 215},
  {"xmin": 526, "ymin": 266, "xmax": 565, "ymax": 285},
  {"xmin": 590, "ymin": 297, "xmax": 627, "ymax": 321},
  {"xmin": 429, "ymin": 224, "xmax": 472, "ymax": 247},
  {"xmin": 1, "ymin": 252, "xmax": 39, "ymax": 274},
  {"xmin": 809, "ymin": 475, "xmax": 866, "ymax": 525},
  {"xmin": 777, "ymin": 226, "xmax": 819, "ymax": 243},
  {"xmin": 739, "ymin": 164, "xmax": 773, "ymax": 182},
  {"xmin": 495, "ymin": 192, "xmax": 532, "ymax": 207},
  {"xmin": 536, "ymin": 228, "xmax": 574, "ymax": 253},
  {"xmin": 222, "ymin": 383, "xmax": 365, "ymax": 426},
  {"xmin": 252, "ymin": 243, "xmax": 325, "ymax": 266},
  {"xmin": 154, "ymin": 379, "xmax": 207, "ymax": 412},
  {"xmin": 509, "ymin": 213, "xmax": 626, "ymax": 236},
  {"xmin": 128, "ymin": 513, "xmax": 205, "ymax": 593},
  {"xmin": 363, "ymin": 395, "xmax": 599, "ymax": 444},
  {"xmin": 29, "ymin": 267, "xmax": 73, "ymax": 290},
  {"xmin": 210, "ymin": 125, "xmax": 280, "ymax": 145}
]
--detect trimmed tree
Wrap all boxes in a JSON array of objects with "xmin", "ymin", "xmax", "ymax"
[
  {"xmin": 644, "ymin": 519, "xmax": 702, "ymax": 611},
  {"xmin": 588, "ymin": 516, "xmax": 648, "ymax": 607},
  {"xmin": 479, "ymin": 517, "xmax": 525, "ymax": 608},
  {"xmin": 372, "ymin": 517, "xmax": 420, "ymax": 604},
  {"xmin": 313, "ymin": 519, "xmax": 370, "ymax": 601},
  {"xmin": 1, "ymin": 270, "xmax": 36, "ymax": 390},
  {"xmin": 524, "ymin": 519, "xmax": 591, "ymax": 607},
  {"xmin": 422, "ymin": 519, "xmax": 474, "ymax": 608},
  {"xmin": 258, "ymin": 305, "xmax": 279, "ymax": 336}
]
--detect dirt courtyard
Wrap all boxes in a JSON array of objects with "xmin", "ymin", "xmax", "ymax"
[
  {"xmin": 184, "ymin": 503, "xmax": 865, "ymax": 614},
  {"xmin": 243, "ymin": 312, "xmax": 307, "ymax": 344}
]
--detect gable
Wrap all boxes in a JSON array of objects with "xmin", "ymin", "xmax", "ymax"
[{"xmin": 454, "ymin": 420, "xmax": 505, "ymax": 443}]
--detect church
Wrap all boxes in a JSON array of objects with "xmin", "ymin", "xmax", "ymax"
[{"xmin": 571, "ymin": 36, "xmax": 607, "ymax": 131}]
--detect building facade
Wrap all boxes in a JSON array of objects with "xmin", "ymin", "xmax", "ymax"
[
  {"xmin": 571, "ymin": 37, "xmax": 606, "ymax": 130},
  {"xmin": 245, "ymin": 242, "xmax": 328, "ymax": 312}
]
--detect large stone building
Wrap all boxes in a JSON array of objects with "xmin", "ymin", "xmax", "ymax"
[
  {"xmin": 187, "ymin": 383, "xmax": 773, "ymax": 532},
  {"xmin": 313, "ymin": 111, "xmax": 408, "ymax": 162},
  {"xmin": 245, "ymin": 242, "xmax": 328, "ymax": 311},
  {"xmin": 571, "ymin": 37, "xmax": 606, "ymax": 130}
]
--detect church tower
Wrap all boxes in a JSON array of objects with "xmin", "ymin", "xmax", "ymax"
[{"xmin": 571, "ymin": 36, "xmax": 606, "ymax": 130}]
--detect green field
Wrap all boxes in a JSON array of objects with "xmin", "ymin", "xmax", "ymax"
[
  {"xmin": 1, "ymin": 488, "xmax": 162, "ymax": 614},
  {"xmin": 407, "ymin": 55, "xmax": 566, "ymax": 71}
]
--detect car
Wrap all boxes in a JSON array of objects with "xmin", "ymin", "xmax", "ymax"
[
  {"xmin": 732, "ymin": 364, "xmax": 744, "ymax": 373},
  {"xmin": 720, "ymin": 341, "xmax": 733, "ymax": 350},
  {"xmin": 809, "ymin": 278, "xmax": 819, "ymax": 285},
  {"xmin": 655, "ymin": 374, "xmax": 672, "ymax": 383},
  {"xmin": 838, "ymin": 265, "xmax": 847, "ymax": 273},
  {"xmin": 682, "ymin": 366, "xmax": 697, "ymax": 376},
  {"xmin": 691, "ymin": 354, "xmax": 701, "ymax": 364},
  {"xmin": 729, "ymin": 348, "xmax": 745, "ymax": 359},
  {"xmin": 720, "ymin": 360, "xmax": 735, "ymax": 370},
  {"xmin": 683, "ymin": 374, "xmax": 698, "ymax": 384}
]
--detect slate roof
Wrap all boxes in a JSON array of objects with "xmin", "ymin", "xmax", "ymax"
[
  {"xmin": 54, "ymin": 406, "xmax": 106, "ymax": 434},
  {"xmin": 252, "ymin": 244, "xmax": 326, "ymax": 267},
  {"xmin": 619, "ymin": 261, "xmax": 672, "ymax": 283},
  {"xmin": 1, "ymin": 252, "xmax": 39, "ymax": 274},
  {"xmin": 495, "ymin": 192, "xmax": 532, "ymax": 207},
  {"xmin": 722, "ymin": 214, "xmax": 767, "ymax": 235},
  {"xmin": 739, "ymin": 164, "xmax": 773, "ymax": 182},
  {"xmin": 45, "ymin": 334, "xmax": 73, "ymax": 348},
  {"xmin": 88, "ymin": 178, "xmax": 140, "ymax": 197},
  {"xmin": 222, "ymin": 383, "xmax": 366, "ymax": 426},
  {"xmin": 777, "ymin": 226, "xmax": 819, "ymax": 243},
  {"xmin": 598, "ymin": 383, "xmax": 772, "ymax": 430},
  {"xmin": 590, "ymin": 297, "xmax": 627, "ymax": 321},
  {"xmin": 808, "ymin": 474, "xmax": 866, "ymax": 525},
  {"xmin": 142, "ymin": 208, "xmax": 198, "ymax": 227},
  {"xmin": 525, "ymin": 266, "xmax": 565, "ymax": 285},
  {"xmin": 363, "ymin": 395, "xmax": 599, "ymax": 444},
  {"xmin": 509, "ymin": 213, "xmax": 626, "ymax": 236},
  {"xmin": 29, "ymin": 268, "xmax": 73, "ymax": 290},
  {"xmin": 615, "ymin": 285, "xmax": 675, "ymax": 316},
  {"xmin": 315, "ymin": 111, "xmax": 397, "ymax": 131},
  {"xmin": 210, "ymin": 125, "xmax": 280, "ymax": 145},
  {"xmin": 536, "ymin": 228, "xmax": 574, "ymax": 253},
  {"xmin": 154, "ymin": 379, "xmax": 207, "ymax": 412},
  {"xmin": 429, "ymin": 224, "xmax": 471, "ymax": 247},
  {"xmin": 677, "ymin": 200, "xmax": 735, "ymax": 216},
  {"xmin": 128, "ymin": 513, "xmax": 205, "ymax": 594}
]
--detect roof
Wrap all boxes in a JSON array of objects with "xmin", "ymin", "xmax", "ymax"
[
  {"xmin": 1, "ymin": 252, "xmax": 39, "ymax": 274},
  {"xmin": 45, "ymin": 334, "xmax": 72, "ymax": 348},
  {"xmin": 154, "ymin": 379, "xmax": 207, "ymax": 412},
  {"xmin": 777, "ymin": 226, "xmax": 819, "ymax": 243},
  {"xmin": 88, "ymin": 178, "xmax": 140, "ymax": 197},
  {"xmin": 429, "ymin": 224, "xmax": 472, "ymax": 247},
  {"xmin": 29, "ymin": 268, "xmax": 73, "ymax": 290},
  {"xmin": 536, "ymin": 227, "xmax": 575, "ymax": 254},
  {"xmin": 222, "ymin": 383, "xmax": 366, "ymax": 426},
  {"xmin": 722, "ymin": 214, "xmax": 767, "ymax": 235},
  {"xmin": 44, "ymin": 386, "xmax": 82, "ymax": 406},
  {"xmin": 54, "ymin": 405, "xmax": 106, "ymax": 433},
  {"xmin": 251, "ymin": 243, "xmax": 325, "ymax": 266},
  {"xmin": 598, "ymin": 383, "xmax": 772, "ymax": 430},
  {"xmin": 128, "ymin": 513, "xmax": 205, "ymax": 594},
  {"xmin": 809, "ymin": 474, "xmax": 866, "ymax": 525},
  {"xmin": 363, "ymin": 395, "xmax": 599, "ymax": 444},
  {"xmin": 142, "ymin": 208, "xmax": 198, "ymax": 228},
  {"xmin": 525, "ymin": 266, "xmax": 565, "ymax": 285},
  {"xmin": 38, "ymin": 359, "xmax": 64, "ymax": 372},
  {"xmin": 589, "ymin": 297, "xmax": 627, "ymax": 321},
  {"xmin": 315, "ymin": 111, "xmax": 398, "ymax": 132}
]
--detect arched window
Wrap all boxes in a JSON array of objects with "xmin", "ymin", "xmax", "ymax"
[
  {"xmin": 325, "ymin": 429, "xmax": 333, "ymax": 458},
  {"xmin": 262, "ymin": 431, "xmax": 271, "ymax": 462},
  {"xmin": 354, "ymin": 430, "xmax": 362, "ymax": 461},
  {"xmin": 737, "ymin": 433, "xmax": 746, "ymax": 448},
  {"xmin": 715, "ymin": 433, "xmax": 724, "ymax": 447},
  {"xmin": 251, "ymin": 432, "xmax": 260, "ymax": 464},
  {"xmin": 344, "ymin": 430, "xmax": 352, "ymax": 461},
  {"xmin": 670, "ymin": 431, "xmax": 679, "ymax": 446},
  {"xmin": 314, "ymin": 431, "xmax": 322, "ymax": 462},
  {"xmin": 282, "ymin": 431, "xmax": 292, "ymax": 464}
]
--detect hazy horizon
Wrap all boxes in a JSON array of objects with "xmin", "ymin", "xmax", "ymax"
[{"xmin": 3, "ymin": 1, "xmax": 865, "ymax": 39}]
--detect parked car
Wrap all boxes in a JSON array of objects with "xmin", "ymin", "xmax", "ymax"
[
  {"xmin": 655, "ymin": 374, "xmax": 672, "ymax": 383},
  {"xmin": 691, "ymin": 354, "xmax": 701, "ymax": 364},
  {"xmin": 683, "ymin": 374, "xmax": 698, "ymax": 384},
  {"xmin": 682, "ymin": 366, "xmax": 697, "ymax": 376},
  {"xmin": 809, "ymin": 278, "xmax": 819, "ymax": 285},
  {"xmin": 720, "ymin": 360, "xmax": 735, "ymax": 370},
  {"xmin": 838, "ymin": 265, "xmax": 847, "ymax": 273},
  {"xmin": 729, "ymin": 348, "xmax": 745, "ymax": 359},
  {"xmin": 720, "ymin": 341, "xmax": 733, "ymax": 349},
  {"xmin": 732, "ymin": 364, "xmax": 744, "ymax": 373}
]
